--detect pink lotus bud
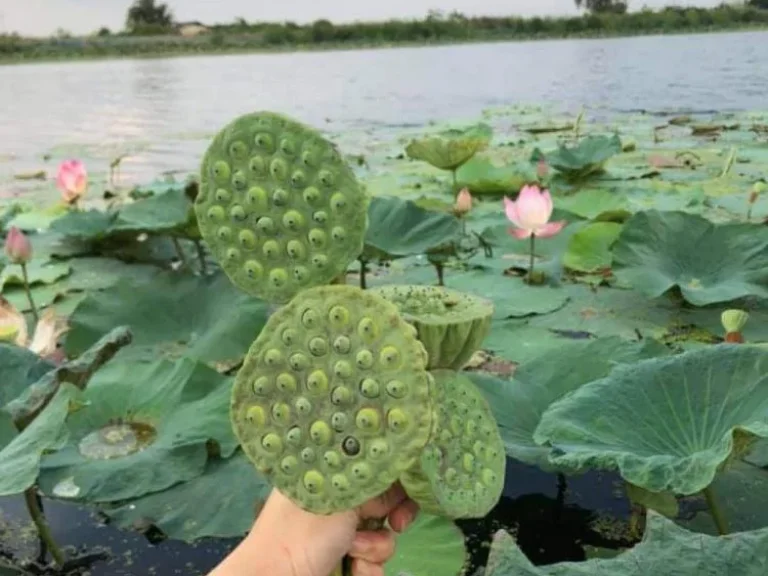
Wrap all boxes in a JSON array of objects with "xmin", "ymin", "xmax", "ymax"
[
  {"xmin": 4, "ymin": 226, "xmax": 32, "ymax": 264},
  {"xmin": 56, "ymin": 160, "xmax": 88, "ymax": 204},
  {"xmin": 503, "ymin": 185, "xmax": 566, "ymax": 240},
  {"xmin": 454, "ymin": 188, "xmax": 472, "ymax": 216},
  {"xmin": 537, "ymin": 159, "xmax": 549, "ymax": 180}
]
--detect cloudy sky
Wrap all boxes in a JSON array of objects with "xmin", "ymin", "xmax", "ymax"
[{"xmin": 1, "ymin": 0, "xmax": 724, "ymax": 37}]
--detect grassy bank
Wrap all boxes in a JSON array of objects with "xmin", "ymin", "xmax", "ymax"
[{"xmin": 2, "ymin": 5, "xmax": 768, "ymax": 65}]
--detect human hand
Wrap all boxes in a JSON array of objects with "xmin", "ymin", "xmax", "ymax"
[{"xmin": 215, "ymin": 483, "xmax": 419, "ymax": 576}]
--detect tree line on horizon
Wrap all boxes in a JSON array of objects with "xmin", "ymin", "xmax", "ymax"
[{"xmin": 1, "ymin": 0, "xmax": 767, "ymax": 59}]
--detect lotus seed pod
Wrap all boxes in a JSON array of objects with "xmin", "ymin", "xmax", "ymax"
[
  {"xmin": 372, "ymin": 285, "xmax": 493, "ymax": 370},
  {"xmin": 196, "ymin": 111, "xmax": 369, "ymax": 304},
  {"xmin": 721, "ymin": 309, "xmax": 749, "ymax": 334},
  {"xmin": 231, "ymin": 285, "xmax": 435, "ymax": 514},
  {"xmin": 400, "ymin": 370, "xmax": 505, "ymax": 519}
]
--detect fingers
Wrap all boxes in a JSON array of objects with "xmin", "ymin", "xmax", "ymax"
[
  {"xmin": 388, "ymin": 499, "xmax": 419, "ymax": 533},
  {"xmin": 358, "ymin": 483, "xmax": 408, "ymax": 519},
  {"xmin": 349, "ymin": 530, "xmax": 396, "ymax": 564}
]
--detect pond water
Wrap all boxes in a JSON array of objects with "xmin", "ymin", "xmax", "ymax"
[{"xmin": 1, "ymin": 30, "xmax": 767, "ymax": 195}]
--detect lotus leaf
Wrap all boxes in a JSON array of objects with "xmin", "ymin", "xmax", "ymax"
[
  {"xmin": 485, "ymin": 511, "xmax": 768, "ymax": 576},
  {"xmin": 401, "ymin": 370, "xmax": 505, "ymax": 518},
  {"xmin": 563, "ymin": 222, "xmax": 623, "ymax": 273},
  {"xmin": 231, "ymin": 284, "xmax": 434, "ymax": 514},
  {"xmin": 0, "ymin": 384, "xmax": 74, "ymax": 496},
  {"xmin": 0, "ymin": 343, "xmax": 55, "ymax": 409},
  {"xmin": 372, "ymin": 285, "xmax": 493, "ymax": 369},
  {"xmin": 111, "ymin": 185, "xmax": 198, "ymax": 237},
  {"xmin": 363, "ymin": 196, "xmax": 461, "ymax": 261},
  {"xmin": 384, "ymin": 514, "xmax": 467, "ymax": 576},
  {"xmin": 612, "ymin": 210, "xmax": 768, "ymax": 305},
  {"xmin": 38, "ymin": 357, "xmax": 236, "ymax": 502},
  {"xmin": 195, "ymin": 111, "xmax": 369, "ymax": 304},
  {"xmin": 405, "ymin": 123, "xmax": 493, "ymax": 171},
  {"xmin": 64, "ymin": 271, "xmax": 269, "ymax": 365},
  {"xmin": 49, "ymin": 209, "xmax": 117, "ymax": 240},
  {"xmin": 0, "ymin": 259, "xmax": 71, "ymax": 289},
  {"xmin": 534, "ymin": 345, "xmax": 768, "ymax": 495},
  {"xmin": 532, "ymin": 134, "xmax": 623, "ymax": 181},
  {"xmin": 103, "ymin": 450, "xmax": 270, "ymax": 541},
  {"xmin": 468, "ymin": 337, "xmax": 669, "ymax": 470},
  {"xmin": 456, "ymin": 156, "xmax": 532, "ymax": 196},
  {"xmin": 555, "ymin": 189, "xmax": 630, "ymax": 222}
]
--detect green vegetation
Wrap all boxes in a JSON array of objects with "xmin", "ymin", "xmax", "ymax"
[
  {"xmin": 1, "ymin": 4, "xmax": 768, "ymax": 64},
  {"xmin": 2, "ymin": 100, "xmax": 768, "ymax": 574}
]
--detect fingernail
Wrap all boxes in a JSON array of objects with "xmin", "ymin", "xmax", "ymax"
[{"xmin": 349, "ymin": 534, "xmax": 372, "ymax": 556}]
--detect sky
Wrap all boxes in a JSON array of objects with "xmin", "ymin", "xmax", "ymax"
[{"xmin": 0, "ymin": 0, "xmax": 726, "ymax": 37}]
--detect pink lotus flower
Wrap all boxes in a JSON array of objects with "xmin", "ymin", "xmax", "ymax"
[
  {"xmin": 4, "ymin": 226, "xmax": 32, "ymax": 264},
  {"xmin": 454, "ymin": 187, "xmax": 473, "ymax": 216},
  {"xmin": 56, "ymin": 160, "xmax": 88, "ymax": 204},
  {"xmin": 504, "ymin": 185, "xmax": 566, "ymax": 239}
]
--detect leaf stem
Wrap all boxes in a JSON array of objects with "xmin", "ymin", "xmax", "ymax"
[
  {"xmin": 359, "ymin": 259, "xmax": 368, "ymax": 290},
  {"xmin": 23, "ymin": 487, "xmax": 65, "ymax": 567},
  {"xmin": 194, "ymin": 240, "xmax": 208, "ymax": 275},
  {"xmin": 172, "ymin": 237, "xmax": 189, "ymax": 270},
  {"xmin": 528, "ymin": 234, "xmax": 536, "ymax": 283},
  {"xmin": 434, "ymin": 261, "xmax": 445, "ymax": 286},
  {"xmin": 703, "ymin": 485, "xmax": 729, "ymax": 535},
  {"xmin": 20, "ymin": 263, "xmax": 39, "ymax": 324},
  {"xmin": 451, "ymin": 169, "xmax": 458, "ymax": 193}
]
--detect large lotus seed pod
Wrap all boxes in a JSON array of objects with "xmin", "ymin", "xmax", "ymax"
[
  {"xmin": 400, "ymin": 370, "xmax": 505, "ymax": 519},
  {"xmin": 195, "ymin": 112, "xmax": 369, "ymax": 304},
  {"xmin": 231, "ymin": 284, "xmax": 435, "ymax": 514},
  {"xmin": 371, "ymin": 285, "xmax": 493, "ymax": 370}
]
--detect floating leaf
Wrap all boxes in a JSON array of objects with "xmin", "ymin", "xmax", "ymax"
[
  {"xmin": 103, "ymin": 450, "xmax": 270, "ymax": 541},
  {"xmin": 612, "ymin": 210, "xmax": 768, "ymax": 305},
  {"xmin": 384, "ymin": 514, "xmax": 467, "ymax": 576},
  {"xmin": 485, "ymin": 511, "xmax": 768, "ymax": 576},
  {"xmin": 469, "ymin": 337, "xmax": 668, "ymax": 470},
  {"xmin": 38, "ymin": 357, "xmax": 236, "ymax": 502},
  {"xmin": 534, "ymin": 345, "xmax": 768, "ymax": 495},
  {"xmin": 0, "ymin": 385, "xmax": 74, "ymax": 496},
  {"xmin": 556, "ymin": 189, "xmax": 630, "ymax": 221},
  {"xmin": 64, "ymin": 271, "xmax": 269, "ymax": 365},
  {"xmin": 563, "ymin": 222, "xmax": 623, "ymax": 273},
  {"xmin": 363, "ymin": 196, "xmax": 461, "ymax": 260}
]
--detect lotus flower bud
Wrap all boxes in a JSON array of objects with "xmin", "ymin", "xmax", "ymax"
[
  {"xmin": 721, "ymin": 309, "xmax": 749, "ymax": 343},
  {"xmin": 56, "ymin": 159, "xmax": 88, "ymax": 204},
  {"xmin": 454, "ymin": 188, "xmax": 472, "ymax": 217},
  {"xmin": 4, "ymin": 226, "xmax": 32, "ymax": 264}
]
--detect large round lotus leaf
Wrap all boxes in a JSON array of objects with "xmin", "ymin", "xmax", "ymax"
[
  {"xmin": 384, "ymin": 514, "xmax": 467, "ymax": 576},
  {"xmin": 103, "ymin": 450, "xmax": 270, "ymax": 542},
  {"xmin": 534, "ymin": 345, "xmax": 768, "ymax": 495},
  {"xmin": 612, "ymin": 210, "xmax": 768, "ymax": 306},
  {"xmin": 400, "ymin": 370, "xmax": 505, "ymax": 519},
  {"xmin": 468, "ymin": 337, "xmax": 669, "ymax": 471},
  {"xmin": 371, "ymin": 285, "xmax": 493, "ymax": 370},
  {"xmin": 485, "ymin": 510, "xmax": 768, "ymax": 576},
  {"xmin": 195, "ymin": 111, "xmax": 369, "ymax": 304},
  {"xmin": 231, "ymin": 284, "xmax": 433, "ymax": 515},
  {"xmin": 405, "ymin": 123, "xmax": 493, "ymax": 171},
  {"xmin": 38, "ymin": 357, "xmax": 236, "ymax": 502}
]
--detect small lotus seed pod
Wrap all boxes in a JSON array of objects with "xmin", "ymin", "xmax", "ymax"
[
  {"xmin": 196, "ymin": 111, "xmax": 370, "ymax": 304},
  {"xmin": 399, "ymin": 370, "xmax": 505, "ymax": 519},
  {"xmin": 372, "ymin": 285, "xmax": 494, "ymax": 370},
  {"xmin": 721, "ymin": 309, "xmax": 749, "ymax": 343},
  {"xmin": 231, "ymin": 285, "xmax": 435, "ymax": 515}
]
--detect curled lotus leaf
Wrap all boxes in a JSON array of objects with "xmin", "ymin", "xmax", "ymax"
[
  {"xmin": 372, "ymin": 285, "xmax": 493, "ymax": 370},
  {"xmin": 37, "ymin": 357, "xmax": 236, "ymax": 503},
  {"xmin": 195, "ymin": 111, "xmax": 369, "ymax": 304},
  {"xmin": 405, "ymin": 123, "xmax": 493, "ymax": 171},
  {"xmin": 485, "ymin": 510, "xmax": 768, "ymax": 576},
  {"xmin": 534, "ymin": 345, "xmax": 768, "ymax": 495},
  {"xmin": 531, "ymin": 134, "xmax": 622, "ymax": 182},
  {"xmin": 612, "ymin": 210, "xmax": 768, "ymax": 306},
  {"xmin": 231, "ymin": 284, "xmax": 434, "ymax": 515},
  {"xmin": 400, "ymin": 370, "xmax": 505, "ymax": 519}
]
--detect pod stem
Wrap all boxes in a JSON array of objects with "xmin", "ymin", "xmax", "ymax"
[
  {"xmin": 194, "ymin": 239, "xmax": 208, "ymax": 275},
  {"xmin": 24, "ymin": 487, "xmax": 65, "ymax": 567},
  {"xmin": 20, "ymin": 263, "xmax": 39, "ymax": 324},
  {"xmin": 359, "ymin": 259, "xmax": 368, "ymax": 290},
  {"xmin": 703, "ymin": 485, "xmax": 729, "ymax": 535}
]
